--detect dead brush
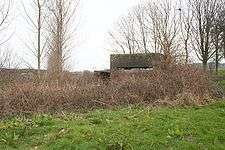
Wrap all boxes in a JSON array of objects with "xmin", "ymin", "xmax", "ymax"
[{"xmin": 0, "ymin": 64, "xmax": 219, "ymax": 117}]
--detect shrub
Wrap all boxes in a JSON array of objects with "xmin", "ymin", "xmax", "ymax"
[{"xmin": 0, "ymin": 65, "xmax": 219, "ymax": 117}]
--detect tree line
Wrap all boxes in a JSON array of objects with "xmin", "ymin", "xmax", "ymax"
[
  {"xmin": 1, "ymin": 0, "xmax": 225, "ymax": 80},
  {"xmin": 108, "ymin": 0, "xmax": 225, "ymax": 72},
  {"xmin": 0, "ymin": 0, "xmax": 80, "ymax": 82}
]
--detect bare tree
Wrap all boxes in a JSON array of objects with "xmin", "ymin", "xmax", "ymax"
[
  {"xmin": 46, "ymin": 0, "xmax": 80, "ymax": 82},
  {"xmin": 189, "ymin": 0, "xmax": 222, "ymax": 70},
  {"xmin": 146, "ymin": 0, "xmax": 181, "ymax": 67},
  {"xmin": 178, "ymin": 0, "xmax": 193, "ymax": 64},
  {"xmin": 0, "ymin": 0, "xmax": 13, "ymax": 70},
  {"xmin": 213, "ymin": 1, "xmax": 225, "ymax": 73},
  {"xmin": 217, "ymin": 3, "xmax": 225, "ymax": 61},
  {"xmin": 107, "ymin": 0, "xmax": 225, "ymax": 72},
  {"xmin": 133, "ymin": 4, "xmax": 150, "ymax": 53},
  {"xmin": 145, "ymin": 3, "xmax": 160, "ymax": 54},
  {"xmin": 0, "ymin": 48, "xmax": 19, "ymax": 69},
  {"xmin": 109, "ymin": 0, "xmax": 182, "ymax": 68},
  {"xmin": 211, "ymin": 19, "xmax": 223, "ymax": 73},
  {"xmin": 108, "ymin": 13, "xmax": 138, "ymax": 54},
  {"xmin": 0, "ymin": 0, "xmax": 11, "ymax": 47},
  {"xmin": 22, "ymin": 0, "xmax": 47, "ymax": 80}
]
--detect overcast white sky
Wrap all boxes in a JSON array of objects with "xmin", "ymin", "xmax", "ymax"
[{"xmin": 7, "ymin": 0, "xmax": 142, "ymax": 71}]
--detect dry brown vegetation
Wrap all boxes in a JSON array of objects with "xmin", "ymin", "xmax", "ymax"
[{"xmin": 0, "ymin": 65, "xmax": 220, "ymax": 117}]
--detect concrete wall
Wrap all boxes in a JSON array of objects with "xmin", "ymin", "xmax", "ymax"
[{"xmin": 110, "ymin": 53, "xmax": 162, "ymax": 70}]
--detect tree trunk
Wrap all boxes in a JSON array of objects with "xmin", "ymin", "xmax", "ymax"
[
  {"xmin": 185, "ymin": 40, "xmax": 188, "ymax": 64},
  {"xmin": 215, "ymin": 38, "xmax": 219, "ymax": 75},
  {"xmin": 37, "ymin": 0, "xmax": 41, "ymax": 81},
  {"xmin": 203, "ymin": 60, "xmax": 208, "ymax": 71},
  {"xmin": 216, "ymin": 51, "xmax": 219, "ymax": 74}
]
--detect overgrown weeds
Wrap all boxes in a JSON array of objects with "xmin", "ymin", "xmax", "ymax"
[{"xmin": 0, "ymin": 65, "xmax": 221, "ymax": 117}]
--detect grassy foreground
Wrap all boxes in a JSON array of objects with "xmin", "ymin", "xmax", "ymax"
[{"xmin": 1, "ymin": 102, "xmax": 225, "ymax": 150}]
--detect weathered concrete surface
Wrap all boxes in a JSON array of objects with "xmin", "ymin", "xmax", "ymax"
[{"xmin": 110, "ymin": 53, "xmax": 162, "ymax": 70}]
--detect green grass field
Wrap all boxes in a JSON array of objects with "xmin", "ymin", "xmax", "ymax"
[{"xmin": 1, "ymin": 101, "xmax": 225, "ymax": 150}]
